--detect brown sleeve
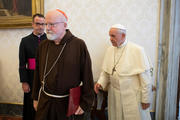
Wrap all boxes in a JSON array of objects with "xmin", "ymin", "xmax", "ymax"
[
  {"xmin": 32, "ymin": 46, "xmax": 41, "ymax": 100},
  {"xmin": 79, "ymin": 41, "xmax": 95, "ymax": 111}
]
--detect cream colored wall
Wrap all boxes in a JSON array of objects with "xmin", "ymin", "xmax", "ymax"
[
  {"xmin": 0, "ymin": 0, "xmax": 158, "ymax": 105},
  {"xmin": 0, "ymin": 29, "xmax": 32, "ymax": 103}
]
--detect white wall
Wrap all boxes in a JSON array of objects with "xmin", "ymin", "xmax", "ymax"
[{"xmin": 0, "ymin": 0, "xmax": 159, "ymax": 106}]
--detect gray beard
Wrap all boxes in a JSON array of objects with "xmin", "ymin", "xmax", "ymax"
[{"xmin": 46, "ymin": 33, "xmax": 58, "ymax": 41}]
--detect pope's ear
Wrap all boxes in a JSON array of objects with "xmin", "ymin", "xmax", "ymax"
[{"xmin": 122, "ymin": 33, "xmax": 126, "ymax": 39}]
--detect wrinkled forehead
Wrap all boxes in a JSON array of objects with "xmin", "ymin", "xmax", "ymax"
[
  {"xmin": 109, "ymin": 28, "xmax": 119, "ymax": 33},
  {"xmin": 45, "ymin": 10, "xmax": 65, "ymax": 22}
]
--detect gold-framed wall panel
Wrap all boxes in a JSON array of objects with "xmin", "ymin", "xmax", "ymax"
[{"xmin": 0, "ymin": 0, "xmax": 44, "ymax": 29}]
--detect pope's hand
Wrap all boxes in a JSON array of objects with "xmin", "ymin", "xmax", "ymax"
[
  {"xmin": 94, "ymin": 83, "xmax": 102, "ymax": 94},
  {"xmin": 141, "ymin": 103, "xmax": 150, "ymax": 110}
]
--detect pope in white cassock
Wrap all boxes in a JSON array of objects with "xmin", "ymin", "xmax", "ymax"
[{"xmin": 94, "ymin": 24, "xmax": 152, "ymax": 120}]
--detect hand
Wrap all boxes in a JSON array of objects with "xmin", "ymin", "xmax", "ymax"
[
  {"xmin": 33, "ymin": 100, "xmax": 38, "ymax": 111},
  {"xmin": 152, "ymin": 85, "xmax": 156, "ymax": 91},
  {"xmin": 75, "ymin": 106, "xmax": 84, "ymax": 115},
  {"xmin": 141, "ymin": 103, "xmax": 150, "ymax": 110},
  {"xmin": 22, "ymin": 82, "xmax": 30, "ymax": 93},
  {"xmin": 94, "ymin": 83, "xmax": 102, "ymax": 94}
]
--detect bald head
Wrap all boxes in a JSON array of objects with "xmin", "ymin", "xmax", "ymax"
[{"xmin": 46, "ymin": 9, "xmax": 67, "ymax": 23}]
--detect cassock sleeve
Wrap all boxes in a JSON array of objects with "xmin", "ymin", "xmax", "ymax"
[
  {"xmin": 32, "ymin": 47, "xmax": 41, "ymax": 100},
  {"xmin": 97, "ymin": 71, "xmax": 110, "ymax": 91},
  {"xmin": 139, "ymin": 70, "xmax": 152, "ymax": 103},
  {"xmin": 19, "ymin": 39, "xmax": 29, "ymax": 83},
  {"xmin": 79, "ymin": 41, "xmax": 95, "ymax": 112}
]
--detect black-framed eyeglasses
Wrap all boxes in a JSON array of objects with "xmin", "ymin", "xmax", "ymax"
[
  {"xmin": 45, "ymin": 22, "xmax": 64, "ymax": 28},
  {"xmin": 34, "ymin": 22, "xmax": 45, "ymax": 26}
]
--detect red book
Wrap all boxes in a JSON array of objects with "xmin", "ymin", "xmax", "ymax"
[
  {"xmin": 66, "ymin": 86, "xmax": 81, "ymax": 117},
  {"xmin": 28, "ymin": 58, "xmax": 36, "ymax": 70}
]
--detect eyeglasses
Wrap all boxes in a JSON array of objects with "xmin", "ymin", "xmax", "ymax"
[
  {"xmin": 34, "ymin": 22, "xmax": 45, "ymax": 26},
  {"xmin": 45, "ymin": 22, "xmax": 64, "ymax": 28}
]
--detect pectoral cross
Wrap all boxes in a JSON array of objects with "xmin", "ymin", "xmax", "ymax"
[{"xmin": 112, "ymin": 67, "xmax": 116, "ymax": 75}]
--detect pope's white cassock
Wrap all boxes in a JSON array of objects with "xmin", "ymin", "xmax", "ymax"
[{"xmin": 97, "ymin": 40, "xmax": 152, "ymax": 120}]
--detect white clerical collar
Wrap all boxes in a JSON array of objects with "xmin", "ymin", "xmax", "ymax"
[
  {"xmin": 33, "ymin": 32, "xmax": 44, "ymax": 38},
  {"xmin": 117, "ymin": 39, "xmax": 128, "ymax": 48}
]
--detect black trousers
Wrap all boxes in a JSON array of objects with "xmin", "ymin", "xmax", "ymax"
[
  {"xmin": 68, "ymin": 112, "xmax": 91, "ymax": 120},
  {"xmin": 23, "ymin": 92, "xmax": 35, "ymax": 120}
]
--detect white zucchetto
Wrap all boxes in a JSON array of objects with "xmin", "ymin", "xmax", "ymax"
[{"xmin": 111, "ymin": 24, "xmax": 127, "ymax": 30}]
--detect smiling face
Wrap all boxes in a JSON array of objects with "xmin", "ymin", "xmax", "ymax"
[{"xmin": 109, "ymin": 28, "xmax": 126, "ymax": 47}]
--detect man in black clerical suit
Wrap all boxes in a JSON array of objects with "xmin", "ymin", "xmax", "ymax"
[{"xmin": 19, "ymin": 13, "xmax": 47, "ymax": 120}]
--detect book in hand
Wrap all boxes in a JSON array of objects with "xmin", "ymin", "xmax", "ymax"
[{"xmin": 67, "ymin": 86, "xmax": 81, "ymax": 117}]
